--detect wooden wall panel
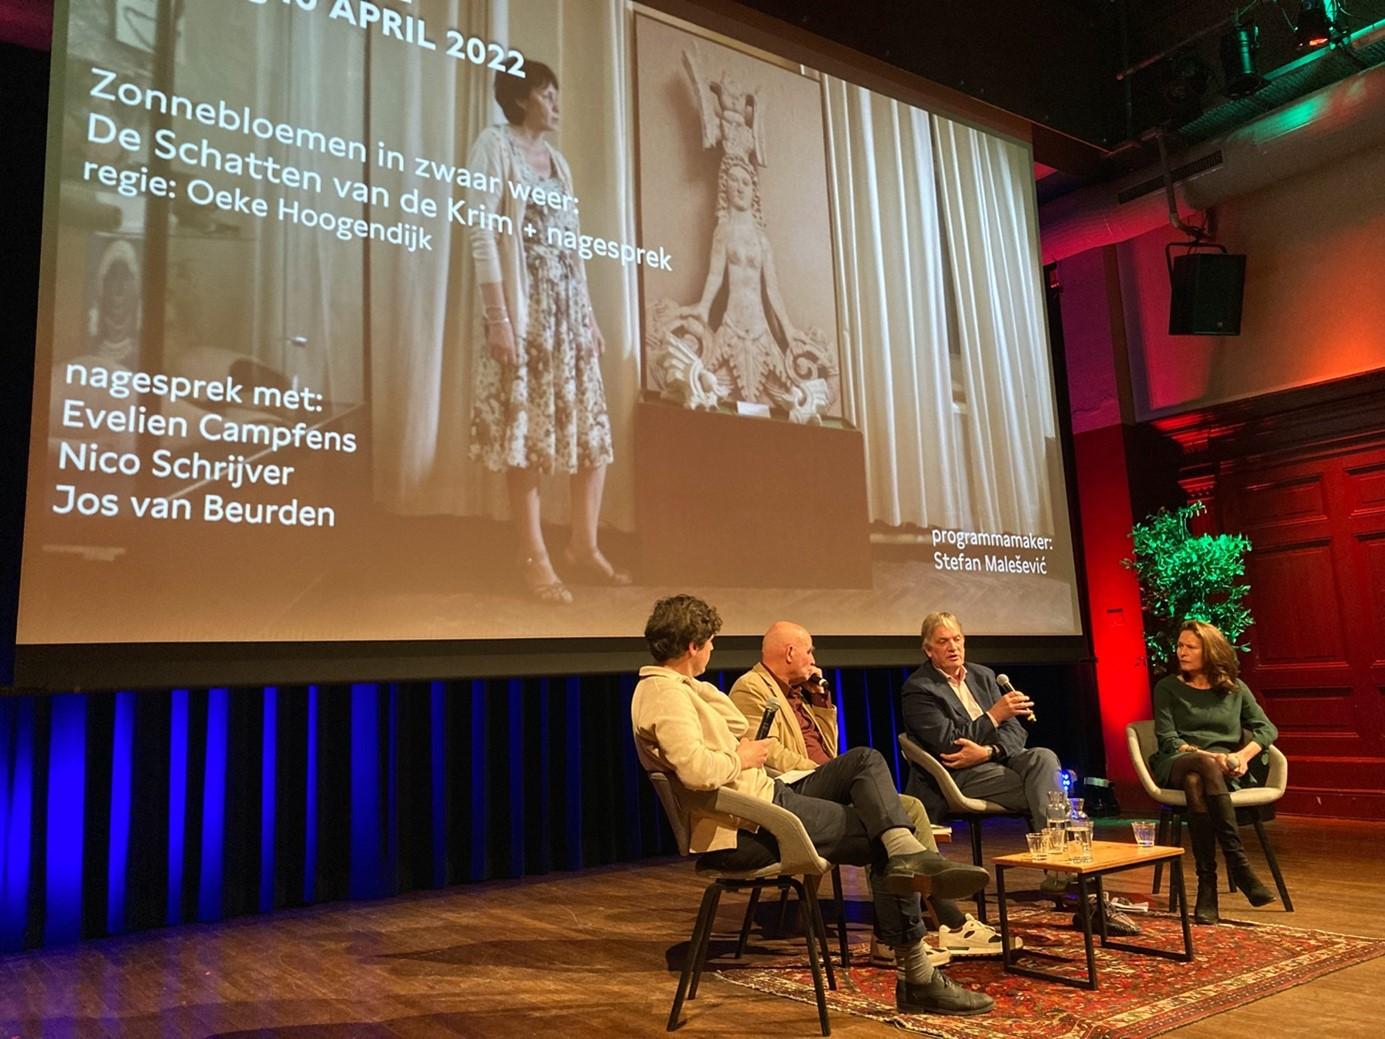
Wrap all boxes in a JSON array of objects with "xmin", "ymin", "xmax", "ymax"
[
  {"xmin": 1346, "ymin": 461, "xmax": 1385, "ymax": 513},
  {"xmin": 1355, "ymin": 533, "xmax": 1385, "ymax": 662},
  {"xmin": 1240, "ymin": 475, "xmax": 1328, "ymax": 526},
  {"xmin": 1257, "ymin": 687, "xmax": 1357, "ymax": 732},
  {"xmin": 1245, "ymin": 542, "xmax": 1346, "ymax": 665},
  {"xmin": 1149, "ymin": 372, "xmax": 1385, "ymax": 820}
]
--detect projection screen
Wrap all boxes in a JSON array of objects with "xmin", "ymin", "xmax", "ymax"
[{"xmin": 15, "ymin": 0, "xmax": 1083, "ymax": 686}]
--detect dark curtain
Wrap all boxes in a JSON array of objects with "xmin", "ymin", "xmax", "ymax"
[{"xmin": 0, "ymin": 660, "xmax": 1100, "ymax": 952}]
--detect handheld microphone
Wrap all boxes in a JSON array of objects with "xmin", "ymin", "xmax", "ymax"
[
  {"xmin": 803, "ymin": 673, "xmax": 832, "ymax": 697},
  {"xmin": 997, "ymin": 673, "xmax": 1036, "ymax": 724},
  {"xmin": 754, "ymin": 700, "xmax": 781, "ymax": 740}
]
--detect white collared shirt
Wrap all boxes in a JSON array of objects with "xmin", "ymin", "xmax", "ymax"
[{"xmin": 937, "ymin": 665, "xmax": 984, "ymax": 722}]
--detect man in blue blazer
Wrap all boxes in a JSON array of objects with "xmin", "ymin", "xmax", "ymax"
[{"xmin": 901, "ymin": 611, "xmax": 1065, "ymax": 850}]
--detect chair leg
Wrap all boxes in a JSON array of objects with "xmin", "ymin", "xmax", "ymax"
[
  {"xmin": 796, "ymin": 879, "xmax": 833, "ymax": 1036},
  {"xmin": 968, "ymin": 819, "xmax": 987, "ymax": 922},
  {"xmin": 829, "ymin": 865, "xmax": 851, "ymax": 968},
  {"xmin": 774, "ymin": 887, "xmax": 792, "ymax": 937},
  {"xmin": 1252, "ymin": 814, "xmax": 1294, "ymax": 912},
  {"xmin": 1166, "ymin": 813, "xmax": 1184, "ymax": 912},
  {"xmin": 669, "ymin": 883, "xmax": 721, "ymax": 1030},
  {"xmin": 687, "ymin": 885, "xmax": 724, "ymax": 1002},
  {"xmin": 735, "ymin": 887, "xmax": 761, "ymax": 959},
  {"xmin": 1153, "ymin": 810, "xmax": 1172, "ymax": 894},
  {"xmin": 804, "ymin": 875, "xmax": 838, "ymax": 991}
]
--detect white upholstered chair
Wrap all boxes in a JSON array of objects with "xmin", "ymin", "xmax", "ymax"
[
  {"xmin": 898, "ymin": 732, "xmax": 1027, "ymax": 921},
  {"xmin": 647, "ymin": 771, "xmax": 836, "ymax": 1035},
  {"xmin": 1125, "ymin": 720, "xmax": 1293, "ymax": 911}
]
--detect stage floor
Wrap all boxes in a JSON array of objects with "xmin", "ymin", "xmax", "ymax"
[{"xmin": 1, "ymin": 815, "xmax": 1381, "ymax": 1037}]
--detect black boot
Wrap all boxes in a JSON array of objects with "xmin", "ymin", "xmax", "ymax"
[
  {"xmin": 1207, "ymin": 794, "xmax": 1275, "ymax": 908},
  {"xmin": 1187, "ymin": 811, "xmax": 1220, "ymax": 925}
]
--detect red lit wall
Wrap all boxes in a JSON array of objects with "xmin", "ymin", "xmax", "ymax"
[
  {"xmin": 1120, "ymin": 139, "xmax": 1385, "ymax": 419},
  {"xmin": 1057, "ymin": 137, "xmax": 1385, "ymax": 818},
  {"xmin": 1071, "ymin": 425, "xmax": 1150, "ymax": 791},
  {"xmin": 0, "ymin": 0, "xmax": 51, "ymax": 50},
  {"xmin": 1057, "ymin": 247, "xmax": 1150, "ymax": 792}
]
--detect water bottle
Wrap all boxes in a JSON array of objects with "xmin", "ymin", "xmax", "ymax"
[
  {"xmin": 1045, "ymin": 790, "xmax": 1069, "ymax": 856},
  {"xmin": 1068, "ymin": 797, "xmax": 1093, "ymax": 864}
]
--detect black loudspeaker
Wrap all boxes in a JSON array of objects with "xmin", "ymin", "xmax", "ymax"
[{"xmin": 1168, "ymin": 252, "xmax": 1246, "ymax": 335}]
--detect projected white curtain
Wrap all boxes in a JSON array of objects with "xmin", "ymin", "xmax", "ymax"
[
  {"xmin": 931, "ymin": 117, "xmax": 1055, "ymax": 533},
  {"xmin": 824, "ymin": 80, "xmax": 963, "ymax": 530},
  {"xmin": 173, "ymin": 6, "xmax": 366, "ymax": 403},
  {"xmin": 369, "ymin": 0, "xmax": 641, "ymax": 530},
  {"xmin": 823, "ymin": 80, "xmax": 1056, "ymax": 533}
]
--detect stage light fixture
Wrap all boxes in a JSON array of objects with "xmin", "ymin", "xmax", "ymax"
[
  {"xmin": 1296, "ymin": 0, "xmax": 1335, "ymax": 48},
  {"xmin": 1220, "ymin": 22, "xmax": 1265, "ymax": 97}
]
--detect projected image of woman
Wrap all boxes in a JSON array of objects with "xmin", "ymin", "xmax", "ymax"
[{"xmin": 466, "ymin": 63, "xmax": 629, "ymax": 605}]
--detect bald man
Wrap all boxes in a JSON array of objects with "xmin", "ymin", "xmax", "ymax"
[
  {"xmin": 729, "ymin": 622, "xmax": 835, "ymax": 774},
  {"xmin": 730, "ymin": 621, "xmax": 1020, "ymax": 963}
]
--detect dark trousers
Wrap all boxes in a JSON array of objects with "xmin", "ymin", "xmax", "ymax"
[
  {"xmin": 952, "ymin": 745, "xmax": 1063, "ymax": 831},
  {"xmin": 701, "ymin": 747, "xmax": 925, "ymax": 946}
]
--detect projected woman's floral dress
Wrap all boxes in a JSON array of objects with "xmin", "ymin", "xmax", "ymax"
[{"xmin": 469, "ymin": 147, "xmax": 614, "ymax": 474}]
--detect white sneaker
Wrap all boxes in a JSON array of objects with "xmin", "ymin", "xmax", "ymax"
[
  {"xmin": 870, "ymin": 937, "xmax": 951, "ymax": 968},
  {"xmin": 937, "ymin": 914, "xmax": 1022, "ymax": 958}
]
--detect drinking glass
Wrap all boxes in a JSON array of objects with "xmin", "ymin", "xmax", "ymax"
[
  {"xmin": 1042, "ymin": 826, "xmax": 1066, "ymax": 857},
  {"xmin": 1131, "ymin": 820, "xmax": 1157, "ymax": 847},
  {"xmin": 1066, "ymin": 819, "xmax": 1093, "ymax": 863},
  {"xmin": 1025, "ymin": 832, "xmax": 1047, "ymax": 859}
]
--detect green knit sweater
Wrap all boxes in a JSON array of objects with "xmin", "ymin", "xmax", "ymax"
[{"xmin": 1149, "ymin": 674, "xmax": 1278, "ymax": 788}]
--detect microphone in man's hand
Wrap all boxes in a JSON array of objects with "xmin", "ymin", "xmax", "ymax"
[
  {"xmin": 755, "ymin": 700, "xmax": 781, "ymax": 740},
  {"xmin": 803, "ymin": 673, "xmax": 832, "ymax": 697},
  {"xmin": 997, "ymin": 673, "xmax": 1036, "ymax": 724}
]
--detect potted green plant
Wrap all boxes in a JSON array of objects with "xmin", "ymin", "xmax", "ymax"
[{"xmin": 1122, "ymin": 502, "xmax": 1254, "ymax": 673}]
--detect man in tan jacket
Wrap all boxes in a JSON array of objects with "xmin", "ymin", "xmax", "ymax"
[
  {"xmin": 632, "ymin": 595, "xmax": 994, "ymax": 1018},
  {"xmin": 729, "ymin": 621, "xmax": 1020, "ymax": 963}
]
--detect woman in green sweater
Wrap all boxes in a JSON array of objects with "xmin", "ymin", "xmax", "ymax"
[{"xmin": 1150, "ymin": 620, "xmax": 1279, "ymax": 924}]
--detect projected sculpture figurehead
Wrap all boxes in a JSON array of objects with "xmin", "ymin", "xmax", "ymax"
[
  {"xmin": 691, "ymin": 155, "xmax": 791, "ymax": 405},
  {"xmin": 646, "ymin": 49, "xmax": 837, "ymax": 423},
  {"xmin": 686, "ymin": 60, "xmax": 765, "ymax": 169}
]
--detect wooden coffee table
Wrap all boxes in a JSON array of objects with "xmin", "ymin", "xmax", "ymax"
[{"xmin": 993, "ymin": 840, "xmax": 1194, "ymax": 989}]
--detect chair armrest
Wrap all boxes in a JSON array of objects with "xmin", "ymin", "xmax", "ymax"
[
  {"xmin": 711, "ymin": 787, "xmax": 831, "ymax": 876},
  {"xmin": 1125, "ymin": 724, "xmax": 1167, "ymax": 801},
  {"xmin": 898, "ymin": 733, "xmax": 968, "ymax": 809},
  {"xmin": 1264, "ymin": 744, "xmax": 1288, "ymax": 793}
]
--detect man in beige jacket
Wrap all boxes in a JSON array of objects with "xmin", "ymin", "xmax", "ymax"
[
  {"xmin": 632, "ymin": 595, "xmax": 993, "ymax": 1018},
  {"xmin": 729, "ymin": 621, "xmax": 1019, "ymax": 962}
]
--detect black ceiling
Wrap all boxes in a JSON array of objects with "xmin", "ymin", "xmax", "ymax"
[{"xmin": 731, "ymin": 0, "xmax": 1385, "ymax": 181}]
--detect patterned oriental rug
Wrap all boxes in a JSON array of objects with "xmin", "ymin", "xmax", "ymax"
[{"xmin": 713, "ymin": 905, "xmax": 1385, "ymax": 1039}]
